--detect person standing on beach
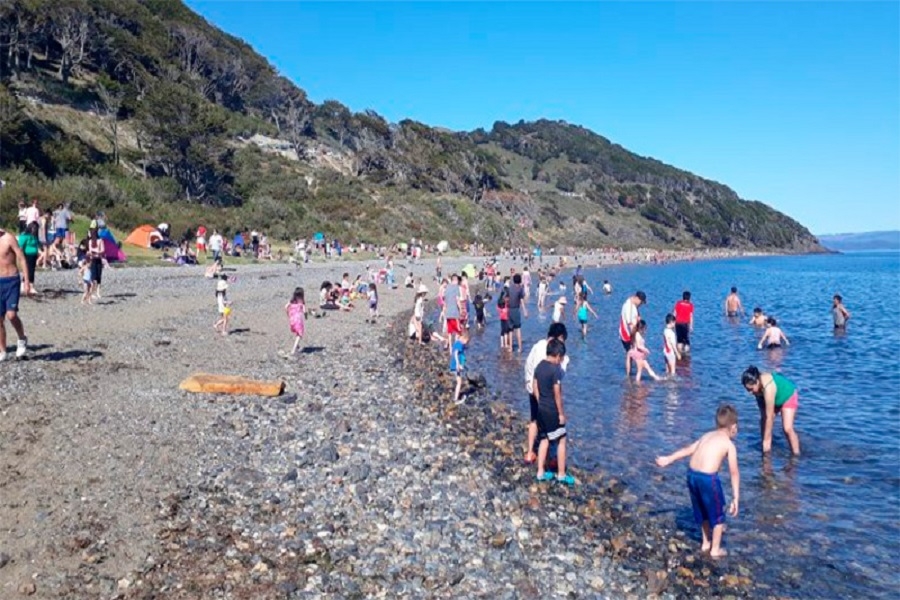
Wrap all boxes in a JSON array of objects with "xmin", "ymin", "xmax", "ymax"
[
  {"xmin": 285, "ymin": 287, "xmax": 306, "ymax": 355},
  {"xmin": 524, "ymin": 323, "xmax": 569, "ymax": 463},
  {"xmin": 741, "ymin": 366, "xmax": 801, "ymax": 454},
  {"xmin": 0, "ymin": 227, "xmax": 31, "ymax": 360},
  {"xmin": 619, "ymin": 291, "xmax": 646, "ymax": 376},
  {"xmin": 87, "ymin": 227, "xmax": 106, "ymax": 299},
  {"xmin": 674, "ymin": 291, "xmax": 695, "ymax": 354},
  {"xmin": 506, "ymin": 273, "xmax": 528, "ymax": 352},
  {"xmin": 209, "ymin": 230, "xmax": 223, "ymax": 263},
  {"xmin": 724, "ymin": 287, "xmax": 744, "ymax": 317},
  {"xmin": 532, "ymin": 339, "xmax": 575, "ymax": 486}
]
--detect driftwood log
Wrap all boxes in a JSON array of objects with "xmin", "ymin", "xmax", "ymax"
[{"xmin": 179, "ymin": 373, "xmax": 285, "ymax": 397}]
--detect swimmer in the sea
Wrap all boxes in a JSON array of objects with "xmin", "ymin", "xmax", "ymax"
[
  {"xmin": 724, "ymin": 287, "xmax": 744, "ymax": 317},
  {"xmin": 757, "ymin": 317, "xmax": 789, "ymax": 349},
  {"xmin": 832, "ymin": 294, "xmax": 850, "ymax": 329},
  {"xmin": 749, "ymin": 307, "xmax": 767, "ymax": 327}
]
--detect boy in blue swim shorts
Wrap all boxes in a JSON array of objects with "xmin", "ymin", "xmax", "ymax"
[{"xmin": 656, "ymin": 404, "xmax": 741, "ymax": 557}]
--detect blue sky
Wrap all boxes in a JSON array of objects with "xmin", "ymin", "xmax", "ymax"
[{"xmin": 185, "ymin": 1, "xmax": 899, "ymax": 235}]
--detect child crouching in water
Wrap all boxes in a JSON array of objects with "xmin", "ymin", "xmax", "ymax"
[
  {"xmin": 656, "ymin": 404, "xmax": 741, "ymax": 558},
  {"xmin": 285, "ymin": 286, "xmax": 306, "ymax": 355}
]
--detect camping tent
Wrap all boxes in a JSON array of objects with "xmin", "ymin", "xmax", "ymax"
[
  {"xmin": 462, "ymin": 263, "xmax": 477, "ymax": 279},
  {"xmin": 125, "ymin": 225, "xmax": 159, "ymax": 248},
  {"xmin": 436, "ymin": 240, "xmax": 449, "ymax": 253},
  {"xmin": 99, "ymin": 228, "xmax": 126, "ymax": 262}
]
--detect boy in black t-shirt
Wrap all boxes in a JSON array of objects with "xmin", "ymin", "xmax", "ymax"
[
  {"xmin": 473, "ymin": 293, "xmax": 487, "ymax": 329},
  {"xmin": 532, "ymin": 339, "xmax": 574, "ymax": 485}
]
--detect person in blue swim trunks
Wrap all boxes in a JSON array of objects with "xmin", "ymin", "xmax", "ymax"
[
  {"xmin": 0, "ymin": 227, "xmax": 31, "ymax": 361},
  {"xmin": 656, "ymin": 404, "xmax": 741, "ymax": 557}
]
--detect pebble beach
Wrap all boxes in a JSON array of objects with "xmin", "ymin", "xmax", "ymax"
[{"xmin": 1, "ymin": 254, "xmax": 764, "ymax": 599}]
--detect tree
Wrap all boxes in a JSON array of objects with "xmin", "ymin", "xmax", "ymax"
[
  {"xmin": 49, "ymin": 2, "xmax": 90, "ymax": 83},
  {"xmin": 94, "ymin": 76, "xmax": 123, "ymax": 165}
]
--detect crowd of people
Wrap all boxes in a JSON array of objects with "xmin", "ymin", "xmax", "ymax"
[{"xmin": 403, "ymin": 259, "xmax": 849, "ymax": 558}]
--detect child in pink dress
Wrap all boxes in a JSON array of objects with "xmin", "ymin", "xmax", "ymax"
[{"xmin": 285, "ymin": 287, "xmax": 306, "ymax": 355}]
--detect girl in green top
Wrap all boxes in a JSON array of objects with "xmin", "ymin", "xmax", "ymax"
[
  {"xmin": 741, "ymin": 366, "xmax": 801, "ymax": 455},
  {"xmin": 17, "ymin": 221, "xmax": 40, "ymax": 288}
]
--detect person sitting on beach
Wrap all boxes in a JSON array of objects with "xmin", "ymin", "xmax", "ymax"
[
  {"xmin": 724, "ymin": 287, "xmax": 745, "ymax": 317},
  {"xmin": 533, "ymin": 339, "xmax": 575, "ymax": 486},
  {"xmin": 628, "ymin": 319, "xmax": 662, "ymax": 382},
  {"xmin": 758, "ymin": 317, "xmax": 790, "ymax": 349},
  {"xmin": 524, "ymin": 323, "xmax": 569, "ymax": 464},
  {"xmin": 656, "ymin": 404, "xmax": 740, "ymax": 558},
  {"xmin": 741, "ymin": 366, "xmax": 801, "ymax": 454},
  {"xmin": 832, "ymin": 294, "xmax": 851, "ymax": 329},
  {"xmin": 749, "ymin": 307, "xmax": 767, "ymax": 327},
  {"xmin": 404, "ymin": 272, "xmax": 415, "ymax": 288},
  {"xmin": 318, "ymin": 281, "xmax": 343, "ymax": 312}
]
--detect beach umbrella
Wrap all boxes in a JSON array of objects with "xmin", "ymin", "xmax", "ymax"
[{"xmin": 436, "ymin": 240, "xmax": 449, "ymax": 253}]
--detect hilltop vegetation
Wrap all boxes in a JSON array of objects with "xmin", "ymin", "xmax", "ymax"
[{"xmin": 0, "ymin": 0, "xmax": 822, "ymax": 250}]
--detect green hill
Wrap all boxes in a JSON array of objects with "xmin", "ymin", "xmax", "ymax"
[{"xmin": 0, "ymin": 0, "xmax": 823, "ymax": 251}]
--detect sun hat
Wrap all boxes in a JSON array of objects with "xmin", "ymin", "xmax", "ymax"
[
  {"xmin": 558, "ymin": 297, "xmax": 567, "ymax": 304},
  {"xmin": 418, "ymin": 284, "xmax": 429, "ymax": 294}
]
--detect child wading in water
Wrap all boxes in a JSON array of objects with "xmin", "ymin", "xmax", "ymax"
[
  {"xmin": 758, "ymin": 316, "xmax": 790, "ymax": 349},
  {"xmin": 628, "ymin": 319, "xmax": 661, "ymax": 382},
  {"xmin": 576, "ymin": 292, "xmax": 598, "ymax": 339},
  {"xmin": 285, "ymin": 286, "xmax": 306, "ymax": 355},
  {"xmin": 656, "ymin": 404, "xmax": 741, "ymax": 558},
  {"xmin": 213, "ymin": 274, "xmax": 232, "ymax": 335},
  {"xmin": 498, "ymin": 296, "xmax": 511, "ymax": 350},
  {"xmin": 450, "ymin": 329, "xmax": 469, "ymax": 404},
  {"xmin": 366, "ymin": 282, "xmax": 378, "ymax": 323},
  {"xmin": 663, "ymin": 313, "xmax": 681, "ymax": 376}
]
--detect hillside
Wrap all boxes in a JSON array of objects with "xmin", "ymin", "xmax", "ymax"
[
  {"xmin": 818, "ymin": 231, "xmax": 900, "ymax": 252},
  {"xmin": 0, "ymin": 0, "xmax": 823, "ymax": 251}
]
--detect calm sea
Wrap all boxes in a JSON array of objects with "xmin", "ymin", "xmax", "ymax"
[{"xmin": 465, "ymin": 252, "xmax": 900, "ymax": 598}]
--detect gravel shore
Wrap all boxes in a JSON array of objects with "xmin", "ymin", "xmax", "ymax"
[{"xmin": 1, "ymin": 255, "xmax": 759, "ymax": 599}]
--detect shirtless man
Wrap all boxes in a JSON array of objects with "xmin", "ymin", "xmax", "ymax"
[
  {"xmin": 724, "ymin": 287, "xmax": 744, "ymax": 317},
  {"xmin": 0, "ymin": 227, "xmax": 31, "ymax": 360}
]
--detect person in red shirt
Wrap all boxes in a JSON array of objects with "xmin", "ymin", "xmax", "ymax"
[{"xmin": 674, "ymin": 290, "xmax": 694, "ymax": 354}]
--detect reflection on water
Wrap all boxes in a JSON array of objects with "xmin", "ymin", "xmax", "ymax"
[{"xmin": 468, "ymin": 252, "xmax": 900, "ymax": 598}]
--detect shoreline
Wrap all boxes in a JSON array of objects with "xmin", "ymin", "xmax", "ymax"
[{"xmin": 0, "ymin": 253, "xmax": 773, "ymax": 598}]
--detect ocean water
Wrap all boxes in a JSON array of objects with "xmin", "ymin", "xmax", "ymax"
[{"xmin": 464, "ymin": 252, "xmax": 900, "ymax": 598}]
